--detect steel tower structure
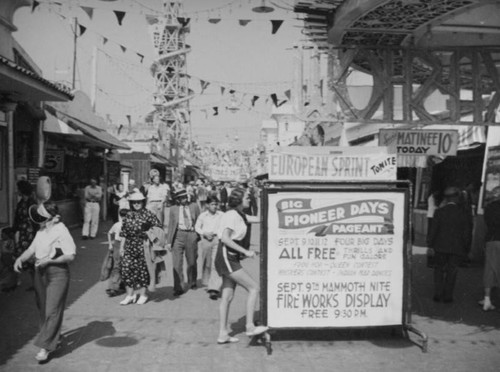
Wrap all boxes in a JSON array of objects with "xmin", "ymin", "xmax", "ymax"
[{"xmin": 148, "ymin": 0, "xmax": 193, "ymax": 160}]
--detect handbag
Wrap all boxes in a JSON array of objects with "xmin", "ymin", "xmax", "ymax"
[{"xmin": 99, "ymin": 250, "xmax": 114, "ymax": 281}]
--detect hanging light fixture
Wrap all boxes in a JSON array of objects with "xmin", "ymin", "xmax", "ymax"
[{"xmin": 252, "ymin": 0, "xmax": 274, "ymax": 13}]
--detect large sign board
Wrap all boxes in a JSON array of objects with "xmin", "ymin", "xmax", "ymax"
[
  {"xmin": 379, "ymin": 129, "xmax": 458, "ymax": 156},
  {"xmin": 263, "ymin": 184, "xmax": 410, "ymax": 328},
  {"xmin": 268, "ymin": 147, "xmax": 396, "ymax": 182},
  {"xmin": 210, "ymin": 165, "xmax": 242, "ymax": 181}
]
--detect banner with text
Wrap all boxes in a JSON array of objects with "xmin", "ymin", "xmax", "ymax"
[
  {"xmin": 379, "ymin": 129, "xmax": 458, "ymax": 156},
  {"xmin": 209, "ymin": 165, "xmax": 241, "ymax": 181},
  {"xmin": 266, "ymin": 191, "xmax": 406, "ymax": 328},
  {"xmin": 268, "ymin": 150, "xmax": 397, "ymax": 181}
]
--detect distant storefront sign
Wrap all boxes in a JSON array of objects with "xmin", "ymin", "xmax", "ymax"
[
  {"xmin": 268, "ymin": 147, "xmax": 397, "ymax": 182},
  {"xmin": 43, "ymin": 150, "xmax": 65, "ymax": 173},
  {"xmin": 379, "ymin": 129, "xmax": 458, "ymax": 156}
]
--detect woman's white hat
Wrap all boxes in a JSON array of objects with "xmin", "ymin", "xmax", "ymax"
[{"xmin": 128, "ymin": 191, "xmax": 146, "ymax": 201}]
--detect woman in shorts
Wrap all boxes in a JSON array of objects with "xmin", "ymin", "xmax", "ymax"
[{"xmin": 215, "ymin": 188, "xmax": 268, "ymax": 344}]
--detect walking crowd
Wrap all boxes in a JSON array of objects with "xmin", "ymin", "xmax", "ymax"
[
  {"xmin": 2, "ymin": 173, "xmax": 499, "ymax": 363},
  {"xmin": 1, "ymin": 172, "xmax": 264, "ymax": 363}
]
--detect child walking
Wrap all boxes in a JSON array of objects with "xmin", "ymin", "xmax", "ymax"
[{"xmin": 106, "ymin": 209, "xmax": 128, "ymax": 297}]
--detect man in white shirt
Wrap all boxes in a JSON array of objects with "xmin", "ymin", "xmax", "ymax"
[
  {"xmin": 82, "ymin": 178, "xmax": 102, "ymax": 239},
  {"xmin": 145, "ymin": 169, "xmax": 169, "ymax": 225},
  {"xmin": 195, "ymin": 195, "xmax": 223, "ymax": 300}
]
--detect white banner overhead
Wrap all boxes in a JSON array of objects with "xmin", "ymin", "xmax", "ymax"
[
  {"xmin": 379, "ymin": 129, "xmax": 459, "ymax": 156},
  {"xmin": 268, "ymin": 147, "xmax": 397, "ymax": 182}
]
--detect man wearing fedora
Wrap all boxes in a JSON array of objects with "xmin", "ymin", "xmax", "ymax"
[
  {"xmin": 427, "ymin": 186, "xmax": 470, "ymax": 303},
  {"xmin": 166, "ymin": 189, "xmax": 201, "ymax": 296}
]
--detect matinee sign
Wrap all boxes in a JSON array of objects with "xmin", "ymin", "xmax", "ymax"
[
  {"xmin": 379, "ymin": 129, "xmax": 458, "ymax": 156},
  {"xmin": 266, "ymin": 191, "xmax": 405, "ymax": 328},
  {"xmin": 268, "ymin": 149, "xmax": 396, "ymax": 181}
]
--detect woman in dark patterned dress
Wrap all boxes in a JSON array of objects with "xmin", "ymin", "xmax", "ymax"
[
  {"xmin": 119, "ymin": 191, "xmax": 161, "ymax": 305},
  {"xmin": 13, "ymin": 180, "xmax": 38, "ymax": 289}
]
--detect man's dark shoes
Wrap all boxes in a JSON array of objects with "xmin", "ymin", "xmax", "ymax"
[
  {"xmin": 82, "ymin": 236, "xmax": 88, "ymax": 240},
  {"xmin": 173, "ymin": 289, "xmax": 184, "ymax": 297},
  {"xmin": 106, "ymin": 289, "xmax": 125, "ymax": 297},
  {"xmin": 208, "ymin": 290, "xmax": 219, "ymax": 300},
  {"xmin": 190, "ymin": 283, "xmax": 197, "ymax": 290}
]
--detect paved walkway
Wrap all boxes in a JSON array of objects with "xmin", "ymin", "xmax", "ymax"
[{"xmin": 1, "ymin": 222, "xmax": 500, "ymax": 371}]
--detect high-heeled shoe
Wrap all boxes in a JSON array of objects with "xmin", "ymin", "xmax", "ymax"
[
  {"xmin": 136, "ymin": 295, "xmax": 148, "ymax": 305},
  {"xmin": 245, "ymin": 325, "xmax": 269, "ymax": 337},
  {"xmin": 120, "ymin": 295, "xmax": 136, "ymax": 305},
  {"xmin": 35, "ymin": 348, "xmax": 49, "ymax": 362}
]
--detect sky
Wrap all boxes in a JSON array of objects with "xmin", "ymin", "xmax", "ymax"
[{"xmin": 13, "ymin": 0, "xmax": 304, "ymax": 148}]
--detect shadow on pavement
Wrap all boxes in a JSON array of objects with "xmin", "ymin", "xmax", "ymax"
[
  {"xmin": 149, "ymin": 286, "xmax": 177, "ymax": 302},
  {"xmin": 410, "ymin": 252, "xmax": 500, "ymax": 329},
  {"xmin": 51, "ymin": 320, "xmax": 116, "ymax": 359},
  {"xmin": 0, "ymin": 222, "xmax": 112, "ymax": 366}
]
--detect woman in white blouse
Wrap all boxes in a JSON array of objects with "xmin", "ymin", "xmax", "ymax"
[
  {"xmin": 214, "ymin": 188, "xmax": 268, "ymax": 344},
  {"xmin": 14, "ymin": 201, "xmax": 76, "ymax": 363}
]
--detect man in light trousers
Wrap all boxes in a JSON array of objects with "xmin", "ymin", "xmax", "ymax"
[{"xmin": 82, "ymin": 178, "xmax": 102, "ymax": 239}]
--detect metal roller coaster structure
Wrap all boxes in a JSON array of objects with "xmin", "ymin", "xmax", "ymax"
[{"xmin": 148, "ymin": 0, "xmax": 194, "ymax": 162}]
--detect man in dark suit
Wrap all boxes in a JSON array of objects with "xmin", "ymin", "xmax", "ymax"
[
  {"xmin": 166, "ymin": 189, "xmax": 201, "ymax": 296},
  {"xmin": 219, "ymin": 182, "xmax": 228, "ymax": 212},
  {"xmin": 427, "ymin": 186, "xmax": 469, "ymax": 303}
]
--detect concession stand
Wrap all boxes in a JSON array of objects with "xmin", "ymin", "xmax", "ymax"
[{"xmin": 259, "ymin": 146, "xmax": 428, "ymax": 354}]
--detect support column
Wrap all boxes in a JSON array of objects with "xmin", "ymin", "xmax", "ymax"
[{"xmin": 0, "ymin": 99, "xmax": 18, "ymax": 225}]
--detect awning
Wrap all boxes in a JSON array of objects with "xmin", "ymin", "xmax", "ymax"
[
  {"xmin": 151, "ymin": 153, "xmax": 177, "ymax": 167},
  {"xmin": 0, "ymin": 55, "xmax": 73, "ymax": 102},
  {"xmin": 421, "ymin": 124, "xmax": 486, "ymax": 150},
  {"xmin": 45, "ymin": 107, "xmax": 130, "ymax": 150},
  {"xmin": 44, "ymin": 111, "xmax": 82, "ymax": 136}
]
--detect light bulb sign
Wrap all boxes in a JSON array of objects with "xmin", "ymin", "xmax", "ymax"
[{"xmin": 262, "ymin": 185, "xmax": 409, "ymax": 328}]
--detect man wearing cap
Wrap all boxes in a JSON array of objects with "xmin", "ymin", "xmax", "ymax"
[
  {"xmin": 427, "ymin": 186, "xmax": 470, "ymax": 303},
  {"xmin": 144, "ymin": 169, "xmax": 169, "ymax": 225},
  {"xmin": 82, "ymin": 178, "xmax": 103, "ymax": 240},
  {"xmin": 166, "ymin": 189, "xmax": 201, "ymax": 296}
]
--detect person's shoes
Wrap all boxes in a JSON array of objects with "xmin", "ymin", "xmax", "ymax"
[
  {"xmin": 208, "ymin": 290, "xmax": 219, "ymax": 300},
  {"xmin": 89, "ymin": 236, "xmax": 95, "ymax": 240},
  {"xmin": 82, "ymin": 236, "xmax": 88, "ymax": 240},
  {"xmin": 190, "ymin": 283, "xmax": 197, "ymax": 290},
  {"xmin": 217, "ymin": 336, "xmax": 239, "ymax": 344},
  {"xmin": 120, "ymin": 295, "xmax": 136, "ymax": 305},
  {"xmin": 173, "ymin": 289, "xmax": 184, "ymax": 297},
  {"xmin": 483, "ymin": 299, "xmax": 496, "ymax": 311},
  {"xmin": 136, "ymin": 295, "xmax": 148, "ymax": 305},
  {"xmin": 106, "ymin": 289, "xmax": 124, "ymax": 297},
  {"xmin": 245, "ymin": 325, "xmax": 269, "ymax": 337},
  {"xmin": 35, "ymin": 348, "xmax": 49, "ymax": 362}
]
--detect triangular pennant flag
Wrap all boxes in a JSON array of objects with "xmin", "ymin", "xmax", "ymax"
[
  {"xmin": 31, "ymin": 1, "xmax": 40, "ymax": 12},
  {"xmin": 229, "ymin": 89, "xmax": 235, "ymax": 94},
  {"xmin": 114, "ymin": 10, "xmax": 126, "ymax": 26},
  {"xmin": 271, "ymin": 20, "xmax": 284, "ymax": 35},
  {"xmin": 137, "ymin": 53, "xmax": 144, "ymax": 63},
  {"xmin": 200, "ymin": 80, "xmax": 210, "ymax": 94},
  {"xmin": 213, "ymin": 107, "xmax": 219, "ymax": 116},
  {"xmin": 102, "ymin": 37, "xmax": 108, "ymax": 45},
  {"xmin": 208, "ymin": 18, "xmax": 221, "ymax": 24},
  {"xmin": 120, "ymin": 45, "xmax": 127, "ymax": 53},
  {"xmin": 177, "ymin": 17, "xmax": 191, "ymax": 27},
  {"xmin": 220, "ymin": 86, "xmax": 226, "ymax": 95},
  {"xmin": 270, "ymin": 93, "xmax": 278, "ymax": 107},
  {"xmin": 81, "ymin": 6, "xmax": 94, "ymax": 19},
  {"xmin": 239, "ymin": 19, "xmax": 251, "ymax": 26},
  {"xmin": 278, "ymin": 100, "xmax": 287, "ymax": 107},
  {"xmin": 78, "ymin": 24, "xmax": 87, "ymax": 37},
  {"xmin": 251, "ymin": 96, "xmax": 259, "ymax": 107},
  {"xmin": 284, "ymin": 89, "xmax": 291, "ymax": 100}
]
